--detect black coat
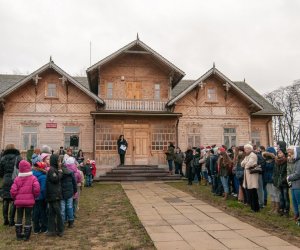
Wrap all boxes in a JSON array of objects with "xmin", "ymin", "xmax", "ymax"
[
  {"xmin": 0, "ymin": 148, "xmax": 22, "ymax": 199},
  {"xmin": 61, "ymin": 167, "xmax": 77, "ymax": 200},
  {"xmin": 185, "ymin": 150, "xmax": 193, "ymax": 164},
  {"xmin": 117, "ymin": 139, "xmax": 128, "ymax": 155},
  {"xmin": 46, "ymin": 155, "xmax": 63, "ymax": 202}
]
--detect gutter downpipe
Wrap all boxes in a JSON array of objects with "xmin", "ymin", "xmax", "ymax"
[
  {"xmin": 93, "ymin": 114, "xmax": 96, "ymax": 160},
  {"xmin": 266, "ymin": 118, "xmax": 272, "ymax": 146}
]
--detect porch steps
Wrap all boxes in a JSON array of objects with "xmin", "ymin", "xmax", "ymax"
[{"xmin": 95, "ymin": 165, "xmax": 182, "ymax": 182}]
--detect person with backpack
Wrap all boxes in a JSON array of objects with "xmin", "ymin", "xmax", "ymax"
[{"xmin": 0, "ymin": 144, "xmax": 22, "ymax": 226}]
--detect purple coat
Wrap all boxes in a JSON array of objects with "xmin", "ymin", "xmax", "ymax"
[{"xmin": 10, "ymin": 173, "xmax": 40, "ymax": 208}]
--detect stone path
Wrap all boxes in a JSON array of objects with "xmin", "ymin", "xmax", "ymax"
[{"xmin": 122, "ymin": 182, "xmax": 299, "ymax": 250}]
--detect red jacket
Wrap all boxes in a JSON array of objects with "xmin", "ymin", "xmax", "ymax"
[
  {"xmin": 91, "ymin": 161, "xmax": 96, "ymax": 177},
  {"xmin": 10, "ymin": 173, "xmax": 40, "ymax": 208}
]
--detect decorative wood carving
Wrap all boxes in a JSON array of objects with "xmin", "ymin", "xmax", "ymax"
[{"xmin": 20, "ymin": 120, "xmax": 41, "ymax": 126}]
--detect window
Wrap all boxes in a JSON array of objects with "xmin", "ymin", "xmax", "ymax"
[
  {"xmin": 151, "ymin": 125, "xmax": 175, "ymax": 151},
  {"xmin": 251, "ymin": 131, "xmax": 261, "ymax": 147},
  {"xmin": 187, "ymin": 126, "xmax": 201, "ymax": 147},
  {"xmin": 154, "ymin": 84, "xmax": 160, "ymax": 100},
  {"xmin": 64, "ymin": 126, "xmax": 80, "ymax": 149},
  {"xmin": 224, "ymin": 128, "xmax": 236, "ymax": 148},
  {"xmin": 207, "ymin": 88, "xmax": 217, "ymax": 102},
  {"xmin": 106, "ymin": 82, "xmax": 113, "ymax": 99},
  {"xmin": 22, "ymin": 126, "xmax": 38, "ymax": 150},
  {"xmin": 95, "ymin": 124, "xmax": 122, "ymax": 151},
  {"xmin": 47, "ymin": 83, "xmax": 57, "ymax": 97}
]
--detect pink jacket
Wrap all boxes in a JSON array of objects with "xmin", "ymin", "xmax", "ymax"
[{"xmin": 10, "ymin": 173, "xmax": 40, "ymax": 208}]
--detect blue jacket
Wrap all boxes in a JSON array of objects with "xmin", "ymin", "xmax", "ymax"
[
  {"xmin": 32, "ymin": 167, "xmax": 47, "ymax": 200},
  {"xmin": 262, "ymin": 147, "xmax": 276, "ymax": 184},
  {"xmin": 210, "ymin": 154, "xmax": 218, "ymax": 175}
]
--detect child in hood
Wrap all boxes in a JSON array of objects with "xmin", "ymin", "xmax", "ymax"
[
  {"xmin": 10, "ymin": 160, "xmax": 40, "ymax": 241},
  {"xmin": 83, "ymin": 160, "xmax": 93, "ymax": 187},
  {"xmin": 65, "ymin": 157, "xmax": 82, "ymax": 218},
  {"xmin": 32, "ymin": 161, "xmax": 48, "ymax": 234}
]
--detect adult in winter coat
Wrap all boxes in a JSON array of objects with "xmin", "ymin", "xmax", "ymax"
[
  {"xmin": 262, "ymin": 147, "xmax": 279, "ymax": 213},
  {"xmin": 210, "ymin": 147, "xmax": 220, "ymax": 195},
  {"xmin": 188, "ymin": 148, "xmax": 201, "ymax": 185},
  {"xmin": 273, "ymin": 148, "xmax": 289, "ymax": 216},
  {"xmin": 184, "ymin": 146, "xmax": 193, "ymax": 178},
  {"xmin": 242, "ymin": 144, "xmax": 260, "ymax": 212},
  {"xmin": 10, "ymin": 160, "xmax": 40, "ymax": 241},
  {"xmin": 60, "ymin": 163, "xmax": 77, "ymax": 228},
  {"xmin": 174, "ymin": 147, "xmax": 184, "ymax": 176},
  {"xmin": 117, "ymin": 135, "xmax": 128, "ymax": 166},
  {"xmin": 0, "ymin": 144, "xmax": 22, "ymax": 226},
  {"xmin": 46, "ymin": 154, "xmax": 64, "ymax": 237},
  {"xmin": 166, "ymin": 142, "xmax": 175, "ymax": 174},
  {"xmin": 218, "ymin": 149, "xmax": 232, "ymax": 200},
  {"xmin": 287, "ymin": 146, "xmax": 300, "ymax": 224},
  {"xmin": 32, "ymin": 162, "xmax": 48, "ymax": 233},
  {"xmin": 233, "ymin": 146, "xmax": 246, "ymax": 204}
]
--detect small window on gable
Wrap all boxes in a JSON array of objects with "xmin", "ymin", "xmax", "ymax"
[
  {"xmin": 47, "ymin": 83, "xmax": 57, "ymax": 97},
  {"xmin": 106, "ymin": 82, "xmax": 113, "ymax": 99},
  {"xmin": 154, "ymin": 84, "xmax": 160, "ymax": 100},
  {"xmin": 207, "ymin": 88, "xmax": 217, "ymax": 102}
]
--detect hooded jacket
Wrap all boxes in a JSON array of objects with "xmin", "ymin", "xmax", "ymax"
[
  {"xmin": 32, "ymin": 167, "xmax": 47, "ymax": 200},
  {"xmin": 10, "ymin": 160, "xmax": 40, "ymax": 208},
  {"xmin": 273, "ymin": 156, "xmax": 288, "ymax": 188},
  {"xmin": 0, "ymin": 148, "xmax": 22, "ymax": 199},
  {"xmin": 262, "ymin": 147, "xmax": 276, "ymax": 184},
  {"xmin": 287, "ymin": 147, "xmax": 300, "ymax": 189},
  {"xmin": 46, "ymin": 154, "xmax": 63, "ymax": 202},
  {"xmin": 61, "ymin": 166, "xmax": 77, "ymax": 200}
]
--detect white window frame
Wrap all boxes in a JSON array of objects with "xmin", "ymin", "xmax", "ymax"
[
  {"xmin": 64, "ymin": 126, "xmax": 80, "ymax": 149},
  {"xmin": 106, "ymin": 82, "xmax": 113, "ymax": 99},
  {"xmin": 22, "ymin": 126, "xmax": 38, "ymax": 150},
  {"xmin": 207, "ymin": 87, "xmax": 217, "ymax": 102},
  {"xmin": 251, "ymin": 131, "xmax": 261, "ymax": 147},
  {"xmin": 47, "ymin": 83, "xmax": 57, "ymax": 98},
  {"xmin": 154, "ymin": 84, "xmax": 160, "ymax": 100},
  {"xmin": 224, "ymin": 127, "xmax": 236, "ymax": 148}
]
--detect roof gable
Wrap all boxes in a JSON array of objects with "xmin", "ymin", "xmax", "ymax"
[
  {"xmin": 0, "ymin": 61, "xmax": 104, "ymax": 104},
  {"xmin": 168, "ymin": 67, "xmax": 263, "ymax": 109},
  {"xmin": 87, "ymin": 38, "xmax": 185, "ymax": 87}
]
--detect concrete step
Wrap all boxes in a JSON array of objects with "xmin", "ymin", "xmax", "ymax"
[
  {"xmin": 95, "ymin": 175, "xmax": 182, "ymax": 182},
  {"xmin": 106, "ymin": 172, "xmax": 170, "ymax": 177},
  {"xmin": 111, "ymin": 169, "xmax": 169, "ymax": 174}
]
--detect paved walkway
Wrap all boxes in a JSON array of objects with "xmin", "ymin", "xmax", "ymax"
[{"xmin": 122, "ymin": 182, "xmax": 299, "ymax": 250}]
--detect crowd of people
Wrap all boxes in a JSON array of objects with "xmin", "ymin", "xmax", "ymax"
[
  {"xmin": 0, "ymin": 144, "xmax": 97, "ymax": 241},
  {"xmin": 166, "ymin": 141, "xmax": 300, "ymax": 225}
]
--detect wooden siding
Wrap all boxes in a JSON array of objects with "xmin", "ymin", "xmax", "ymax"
[
  {"xmin": 251, "ymin": 116, "xmax": 273, "ymax": 147},
  {"xmin": 2, "ymin": 68, "xmax": 95, "ymax": 157},
  {"xmin": 99, "ymin": 53, "xmax": 170, "ymax": 102}
]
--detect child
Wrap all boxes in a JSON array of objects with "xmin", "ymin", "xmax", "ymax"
[
  {"xmin": 83, "ymin": 160, "xmax": 93, "ymax": 187},
  {"xmin": 32, "ymin": 162, "xmax": 48, "ymax": 234},
  {"xmin": 91, "ymin": 160, "xmax": 97, "ymax": 182},
  {"xmin": 61, "ymin": 160, "xmax": 77, "ymax": 228},
  {"xmin": 46, "ymin": 154, "xmax": 64, "ymax": 237},
  {"xmin": 10, "ymin": 160, "xmax": 40, "ymax": 241},
  {"xmin": 65, "ymin": 157, "xmax": 82, "ymax": 219}
]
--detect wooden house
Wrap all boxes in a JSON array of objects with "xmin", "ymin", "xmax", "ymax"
[{"xmin": 0, "ymin": 37, "xmax": 281, "ymax": 173}]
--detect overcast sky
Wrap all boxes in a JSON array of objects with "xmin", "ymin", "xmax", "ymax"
[{"xmin": 0, "ymin": 0, "xmax": 299, "ymax": 94}]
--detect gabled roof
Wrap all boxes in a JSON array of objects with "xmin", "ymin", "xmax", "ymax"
[
  {"xmin": 87, "ymin": 38, "xmax": 185, "ymax": 87},
  {"xmin": 169, "ymin": 69, "xmax": 282, "ymax": 116},
  {"xmin": 0, "ymin": 61, "xmax": 104, "ymax": 104},
  {"xmin": 167, "ymin": 67, "xmax": 263, "ymax": 109}
]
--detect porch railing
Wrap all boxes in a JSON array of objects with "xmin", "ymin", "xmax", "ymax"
[{"xmin": 104, "ymin": 99, "xmax": 167, "ymax": 111}]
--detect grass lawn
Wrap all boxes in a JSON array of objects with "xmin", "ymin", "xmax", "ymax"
[
  {"xmin": 168, "ymin": 181, "xmax": 300, "ymax": 247},
  {"xmin": 0, "ymin": 183, "xmax": 155, "ymax": 250}
]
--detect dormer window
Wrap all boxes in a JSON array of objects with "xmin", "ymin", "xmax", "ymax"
[
  {"xmin": 47, "ymin": 83, "xmax": 57, "ymax": 97},
  {"xmin": 207, "ymin": 88, "xmax": 217, "ymax": 102}
]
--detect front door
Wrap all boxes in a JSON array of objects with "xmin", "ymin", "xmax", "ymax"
[
  {"xmin": 126, "ymin": 82, "xmax": 142, "ymax": 99},
  {"xmin": 123, "ymin": 126, "xmax": 149, "ymax": 165}
]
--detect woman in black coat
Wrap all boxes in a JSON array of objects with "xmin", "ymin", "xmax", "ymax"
[
  {"xmin": 0, "ymin": 144, "xmax": 22, "ymax": 226},
  {"xmin": 117, "ymin": 135, "xmax": 128, "ymax": 166}
]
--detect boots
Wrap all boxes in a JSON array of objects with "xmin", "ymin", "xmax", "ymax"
[
  {"xmin": 68, "ymin": 220, "xmax": 74, "ymax": 228},
  {"xmin": 9, "ymin": 219, "xmax": 15, "ymax": 227},
  {"xmin": 202, "ymin": 179, "xmax": 207, "ymax": 186},
  {"xmin": 15, "ymin": 224, "xmax": 23, "ymax": 241},
  {"xmin": 3, "ymin": 217, "xmax": 9, "ymax": 226},
  {"xmin": 223, "ymin": 193, "xmax": 228, "ymax": 200},
  {"xmin": 268, "ymin": 201, "xmax": 275, "ymax": 214},
  {"xmin": 24, "ymin": 225, "xmax": 32, "ymax": 241},
  {"xmin": 275, "ymin": 202, "xmax": 281, "ymax": 215}
]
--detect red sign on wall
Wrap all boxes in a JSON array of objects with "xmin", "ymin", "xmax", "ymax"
[{"xmin": 46, "ymin": 123, "xmax": 57, "ymax": 128}]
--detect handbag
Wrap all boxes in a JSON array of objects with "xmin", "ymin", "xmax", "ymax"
[
  {"xmin": 249, "ymin": 165, "xmax": 262, "ymax": 174},
  {"xmin": 11, "ymin": 157, "xmax": 19, "ymax": 180}
]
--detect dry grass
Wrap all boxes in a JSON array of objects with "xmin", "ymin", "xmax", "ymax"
[{"xmin": 0, "ymin": 183, "xmax": 155, "ymax": 250}]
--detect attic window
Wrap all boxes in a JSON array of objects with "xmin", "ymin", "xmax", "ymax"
[
  {"xmin": 207, "ymin": 88, "xmax": 217, "ymax": 102},
  {"xmin": 47, "ymin": 83, "xmax": 57, "ymax": 97}
]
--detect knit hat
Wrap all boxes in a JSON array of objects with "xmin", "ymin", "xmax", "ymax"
[
  {"xmin": 32, "ymin": 153, "xmax": 41, "ymax": 166},
  {"xmin": 238, "ymin": 146, "xmax": 244, "ymax": 152},
  {"xmin": 213, "ymin": 147, "xmax": 219, "ymax": 155},
  {"xmin": 36, "ymin": 162, "xmax": 46, "ymax": 169},
  {"xmin": 18, "ymin": 160, "xmax": 32, "ymax": 173},
  {"xmin": 196, "ymin": 148, "xmax": 201, "ymax": 153},
  {"xmin": 219, "ymin": 147, "xmax": 226, "ymax": 153},
  {"xmin": 266, "ymin": 147, "xmax": 276, "ymax": 155},
  {"xmin": 41, "ymin": 145, "xmax": 51, "ymax": 154},
  {"xmin": 40, "ymin": 153, "xmax": 49, "ymax": 161},
  {"xmin": 206, "ymin": 146, "xmax": 212, "ymax": 150},
  {"xmin": 66, "ymin": 157, "xmax": 76, "ymax": 165}
]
